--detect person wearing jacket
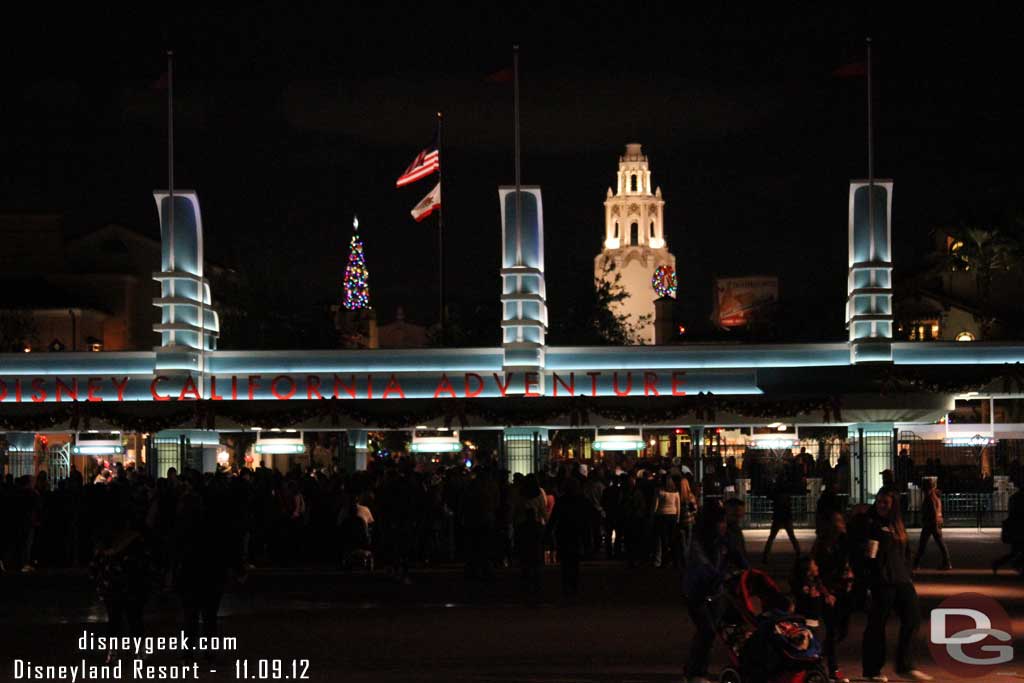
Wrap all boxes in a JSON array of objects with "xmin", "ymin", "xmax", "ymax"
[
  {"xmin": 514, "ymin": 474, "xmax": 548, "ymax": 595},
  {"xmin": 993, "ymin": 485, "xmax": 1024, "ymax": 574},
  {"xmin": 913, "ymin": 479, "xmax": 951, "ymax": 570},
  {"xmin": 683, "ymin": 505, "xmax": 744, "ymax": 683},
  {"xmin": 856, "ymin": 490, "xmax": 933, "ymax": 682},
  {"xmin": 813, "ymin": 510, "xmax": 855, "ymax": 683},
  {"xmin": 548, "ymin": 477, "xmax": 590, "ymax": 598},
  {"xmin": 762, "ymin": 474, "xmax": 801, "ymax": 562},
  {"xmin": 678, "ymin": 477, "xmax": 699, "ymax": 562},
  {"xmin": 90, "ymin": 517, "xmax": 151, "ymax": 662}
]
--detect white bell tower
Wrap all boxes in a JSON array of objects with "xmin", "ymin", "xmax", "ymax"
[{"xmin": 594, "ymin": 143, "xmax": 676, "ymax": 344}]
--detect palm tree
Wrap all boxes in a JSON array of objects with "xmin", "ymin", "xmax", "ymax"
[{"xmin": 930, "ymin": 226, "xmax": 1021, "ymax": 303}]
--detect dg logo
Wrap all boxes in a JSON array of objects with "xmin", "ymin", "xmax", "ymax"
[{"xmin": 929, "ymin": 593, "xmax": 1014, "ymax": 678}]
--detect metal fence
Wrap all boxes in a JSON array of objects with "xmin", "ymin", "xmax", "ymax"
[
  {"xmin": 741, "ymin": 495, "xmax": 811, "ymax": 529},
  {"xmin": 734, "ymin": 491, "xmax": 1000, "ymax": 529}
]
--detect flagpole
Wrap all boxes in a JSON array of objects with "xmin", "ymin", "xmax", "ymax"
[
  {"xmin": 437, "ymin": 111, "xmax": 445, "ymax": 345},
  {"xmin": 167, "ymin": 50, "xmax": 175, "ymax": 281},
  {"xmin": 513, "ymin": 45, "xmax": 522, "ymax": 265},
  {"xmin": 866, "ymin": 37, "xmax": 874, "ymax": 259}
]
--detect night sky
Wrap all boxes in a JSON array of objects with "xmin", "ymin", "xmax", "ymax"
[{"xmin": 1, "ymin": 5, "xmax": 1021, "ymax": 347}]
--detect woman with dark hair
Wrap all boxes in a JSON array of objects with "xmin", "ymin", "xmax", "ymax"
[
  {"xmin": 858, "ymin": 490, "xmax": 932, "ymax": 682},
  {"xmin": 514, "ymin": 474, "xmax": 548, "ymax": 595},
  {"xmin": 813, "ymin": 510, "xmax": 855, "ymax": 683}
]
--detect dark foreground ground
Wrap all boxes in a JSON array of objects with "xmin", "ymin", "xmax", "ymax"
[{"xmin": 3, "ymin": 529, "xmax": 1023, "ymax": 682}]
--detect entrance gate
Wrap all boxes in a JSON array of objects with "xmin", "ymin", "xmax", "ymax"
[{"xmin": 46, "ymin": 443, "xmax": 71, "ymax": 483}]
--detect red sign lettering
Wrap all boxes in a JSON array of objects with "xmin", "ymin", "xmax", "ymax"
[
  {"xmin": 151, "ymin": 376, "xmax": 171, "ymax": 401},
  {"xmin": 179, "ymin": 376, "xmax": 201, "ymax": 401},
  {"xmin": 643, "ymin": 371, "xmax": 660, "ymax": 397},
  {"xmin": 55, "ymin": 377, "xmax": 78, "ymax": 402},
  {"xmin": 524, "ymin": 372, "xmax": 541, "ymax": 397},
  {"xmin": 333, "ymin": 374, "xmax": 356, "ymax": 399},
  {"xmin": 247, "ymin": 375, "xmax": 262, "ymax": 401},
  {"xmin": 613, "ymin": 372, "xmax": 632, "ymax": 397},
  {"xmin": 271, "ymin": 375, "xmax": 296, "ymax": 400},
  {"xmin": 671, "ymin": 371, "xmax": 686, "ymax": 396},
  {"xmin": 31, "ymin": 378, "xmax": 47, "ymax": 403},
  {"xmin": 382, "ymin": 374, "xmax": 406, "ymax": 399},
  {"xmin": 112, "ymin": 377, "xmax": 129, "ymax": 402},
  {"xmin": 306, "ymin": 375, "xmax": 323, "ymax": 400},
  {"xmin": 434, "ymin": 373, "xmax": 457, "ymax": 399},
  {"xmin": 86, "ymin": 377, "xmax": 104, "ymax": 402},
  {"xmin": 494, "ymin": 373, "xmax": 513, "ymax": 397},
  {"xmin": 464, "ymin": 373, "xmax": 484, "ymax": 398},
  {"xmin": 553, "ymin": 372, "xmax": 575, "ymax": 397}
]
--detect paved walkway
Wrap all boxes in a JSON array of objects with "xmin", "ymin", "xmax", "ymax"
[{"xmin": 1, "ymin": 529, "xmax": 1020, "ymax": 682}]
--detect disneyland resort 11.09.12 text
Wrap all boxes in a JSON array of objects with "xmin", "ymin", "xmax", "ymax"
[{"xmin": 13, "ymin": 659, "xmax": 201, "ymax": 681}]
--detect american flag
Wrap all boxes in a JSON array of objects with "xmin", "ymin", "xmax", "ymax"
[{"xmin": 396, "ymin": 138, "xmax": 440, "ymax": 187}]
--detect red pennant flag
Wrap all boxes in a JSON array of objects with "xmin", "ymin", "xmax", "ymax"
[{"xmin": 833, "ymin": 61, "xmax": 867, "ymax": 78}]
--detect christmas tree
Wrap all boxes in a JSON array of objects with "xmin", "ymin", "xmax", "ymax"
[{"xmin": 343, "ymin": 215, "xmax": 371, "ymax": 310}]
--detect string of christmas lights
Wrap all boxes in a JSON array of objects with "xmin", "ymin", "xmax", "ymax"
[{"xmin": 343, "ymin": 215, "xmax": 371, "ymax": 310}]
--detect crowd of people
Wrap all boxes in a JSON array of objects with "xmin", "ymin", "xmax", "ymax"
[
  {"xmin": 1, "ymin": 452, "xmax": 1022, "ymax": 680},
  {"xmin": 682, "ymin": 482, "xmax": 939, "ymax": 682}
]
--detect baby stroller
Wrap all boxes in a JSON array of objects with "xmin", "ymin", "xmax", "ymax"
[{"xmin": 712, "ymin": 569, "xmax": 827, "ymax": 683}]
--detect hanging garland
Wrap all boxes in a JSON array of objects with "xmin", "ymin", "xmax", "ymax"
[
  {"xmin": 876, "ymin": 362, "xmax": 1024, "ymax": 396},
  {"xmin": 0, "ymin": 394, "xmax": 842, "ymax": 432}
]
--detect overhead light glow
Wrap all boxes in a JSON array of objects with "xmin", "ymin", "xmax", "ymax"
[
  {"xmin": 410, "ymin": 436, "xmax": 462, "ymax": 453},
  {"xmin": 749, "ymin": 437, "xmax": 798, "ymax": 450},
  {"xmin": 255, "ymin": 431, "xmax": 305, "ymax": 455},
  {"xmin": 72, "ymin": 445, "xmax": 124, "ymax": 455},
  {"xmin": 593, "ymin": 433, "xmax": 645, "ymax": 451},
  {"xmin": 943, "ymin": 435, "xmax": 996, "ymax": 447},
  {"xmin": 254, "ymin": 443, "xmax": 306, "ymax": 454}
]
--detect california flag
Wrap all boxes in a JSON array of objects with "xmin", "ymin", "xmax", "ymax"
[{"xmin": 410, "ymin": 183, "xmax": 441, "ymax": 222}]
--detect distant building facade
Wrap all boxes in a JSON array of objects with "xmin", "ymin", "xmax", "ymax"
[{"xmin": 0, "ymin": 215, "xmax": 229, "ymax": 352}]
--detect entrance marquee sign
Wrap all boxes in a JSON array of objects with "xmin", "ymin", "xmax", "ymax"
[{"xmin": 0, "ymin": 369, "xmax": 760, "ymax": 403}]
